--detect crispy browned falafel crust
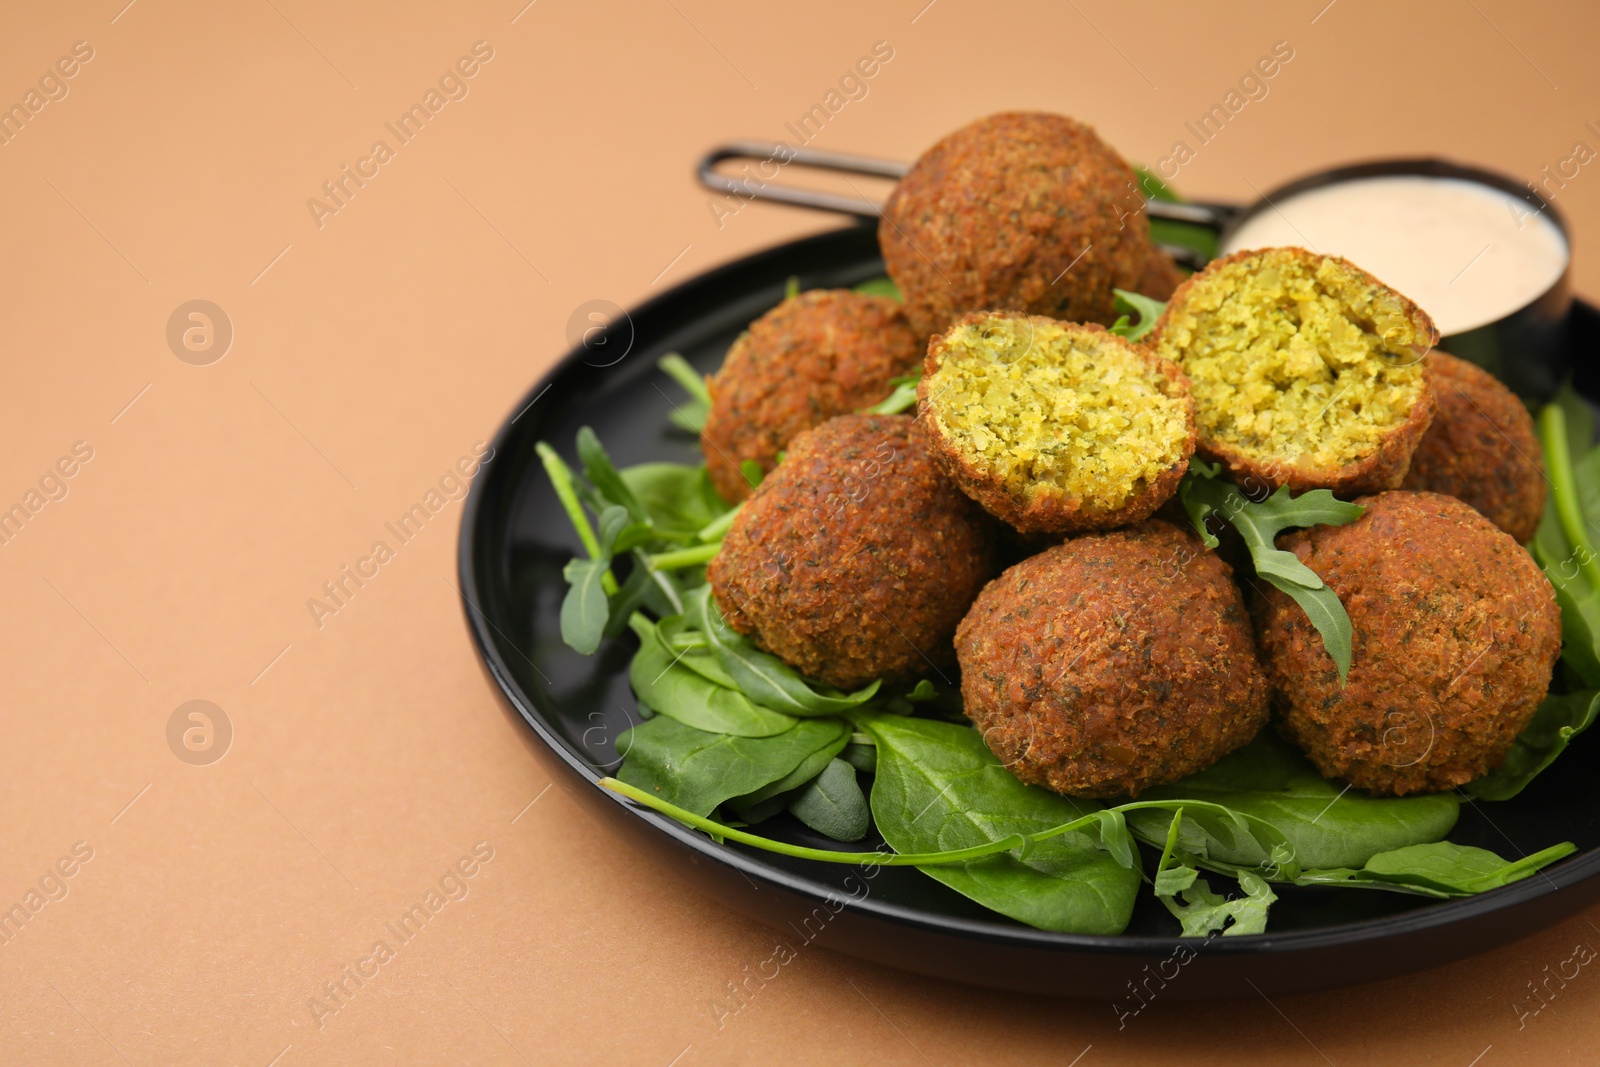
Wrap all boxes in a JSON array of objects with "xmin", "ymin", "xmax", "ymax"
[
  {"xmin": 1148, "ymin": 247, "xmax": 1438, "ymax": 497},
  {"xmin": 707, "ymin": 413, "xmax": 1000, "ymax": 691},
  {"xmin": 1401, "ymin": 352, "xmax": 1546, "ymax": 543},
  {"xmin": 879, "ymin": 112, "xmax": 1169, "ymax": 338},
  {"xmin": 1253, "ymin": 491, "xmax": 1561, "ymax": 796},
  {"xmin": 957, "ymin": 520, "xmax": 1270, "ymax": 798},
  {"xmin": 700, "ymin": 290, "xmax": 923, "ymax": 503},
  {"xmin": 919, "ymin": 313, "xmax": 1197, "ymax": 534}
]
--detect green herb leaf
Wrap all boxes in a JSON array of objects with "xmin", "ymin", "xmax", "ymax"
[
  {"xmin": 787, "ymin": 759, "xmax": 871, "ymax": 842},
  {"xmin": 853, "ymin": 276, "xmax": 902, "ymax": 301},
  {"xmin": 1294, "ymin": 840, "xmax": 1577, "ymax": 897},
  {"xmin": 1108, "ymin": 290, "xmax": 1166, "ymax": 343},
  {"xmin": 627, "ymin": 615, "xmax": 796, "ymax": 738},
  {"xmin": 1533, "ymin": 394, "xmax": 1600, "ymax": 687},
  {"xmin": 577, "ymin": 428, "xmax": 647, "ymax": 525},
  {"xmin": 692, "ymin": 587, "xmax": 882, "ymax": 715},
  {"xmin": 1127, "ymin": 736, "xmax": 1459, "ymax": 872},
  {"xmin": 559, "ymin": 556, "xmax": 611, "ymax": 655},
  {"xmin": 619, "ymin": 462, "xmax": 731, "ymax": 539},
  {"xmin": 862, "ymin": 715, "xmax": 1140, "ymax": 935},
  {"xmin": 785, "ymin": 276, "xmax": 800, "ymax": 300},
  {"xmin": 729, "ymin": 731, "xmax": 851, "ymax": 814},
  {"xmin": 862, "ymin": 373, "xmax": 921, "ymax": 415},
  {"xmin": 1465, "ymin": 689, "xmax": 1600, "ymax": 801},
  {"xmin": 616, "ymin": 715, "xmax": 849, "ymax": 817},
  {"xmin": 1179, "ymin": 470, "xmax": 1364, "ymax": 683}
]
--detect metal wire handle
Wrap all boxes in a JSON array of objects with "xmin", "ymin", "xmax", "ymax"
[{"xmin": 696, "ymin": 141, "xmax": 1234, "ymax": 268}]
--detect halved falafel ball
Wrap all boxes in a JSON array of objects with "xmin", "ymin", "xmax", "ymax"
[
  {"xmin": 918, "ymin": 311, "xmax": 1196, "ymax": 533},
  {"xmin": 1148, "ymin": 247, "xmax": 1438, "ymax": 496},
  {"xmin": 1253, "ymin": 491, "xmax": 1561, "ymax": 796},
  {"xmin": 879, "ymin": 112, "xmax": 1175, "ymax": 338},
  {"xmin": 1401, "ymin": 351, "xmax": 1546, "ymax": 543},
  {"xmin": 700, "ymin": 290, "xmax": 922, "ymax": 503},
  {"xmin": 707, "ymin": 413, "xmax": 999, "ymax": 691},
  {"xmin": 957, "ymin": 520, "xmax": 1270, "ymax": 798}
]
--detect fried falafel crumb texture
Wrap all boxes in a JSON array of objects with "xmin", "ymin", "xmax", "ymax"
[
  {"xmin": 1154, "ymin": 249, "xmax": 1431, "ymax": 471},
  {"xmin": 926, "ymin": 316, "xmax": 1191, "ymax": 512}
]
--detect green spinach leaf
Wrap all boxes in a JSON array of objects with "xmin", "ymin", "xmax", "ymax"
[
  {"xmin": 627, "ymin": 615, "xmax": 796, "ymax": 737},
  {"xmin": 616, "ymin": 715, "xmax": 849, "ymax": 817},
  {"xmin": 1533, "ymin": 395, "xmax": 1600, "ymax": 687},
  {"xmin": 729, "ymin": 731, "xmax": 851, "ymax": 814},
  {"xmin": 1127, "ymin": 736, "xmax": 1459, "ymax": 872},
  {"xmin": 1294, "ymin": 840, "xmax": 1576, "ymax": 897},
  {"xmin": 691, "ymin": 587, "xmax": 881, "ymax": 715},
  {"xmin": 787, "ymin": 759, "xmax": 871, "ymax": 842},
  {"xmin": 862, "ymin": 715, "xmax": 1140, "ymax": 935},
  {"xmin": 620, "ymin": 463, "xmax": 730, "ymax": 538}
]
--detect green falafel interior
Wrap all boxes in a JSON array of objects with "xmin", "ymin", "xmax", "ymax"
[
  {"xmin": 923, "ymin": 313, "xmax": 1191, "ymax": 514},
  {"xmin": 1153, "ymin": 248, "xmax": 1435, "ymax": 477}
]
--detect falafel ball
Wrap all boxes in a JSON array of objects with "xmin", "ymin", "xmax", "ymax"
[
  {"xmin": 700, "ymin": 289, "xmax": 923, "ymax": 503},
  {"xmin": 957, "ymin": 520, "xmax": 1270, "ymax": 798},
  {"xmin": 1401, "ymin": 351, "xmax": 1546, "ymax": 543},
  {"xmin": 707, "ymin": 413, "xmax": 999, "ymax": 691},
  {"xmin": 879, "ymin": 112, "xmax": 1173, "ymax": 338},
  {"xmin": 1148, "ymin": 247, "xmax": 1438, "ymax": 496},
  {"xmin": 918, "ymin": 311, "xmax": 1196, "ymax": 533},
  {"xmin": 1253, "ymin": 491, "xmax": 1561, "ymax": 796}
]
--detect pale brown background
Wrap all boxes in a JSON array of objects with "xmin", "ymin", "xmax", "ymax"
[{"xmin": 2, "ymin": 0, "xmax": 1598, "ymax": 1063}]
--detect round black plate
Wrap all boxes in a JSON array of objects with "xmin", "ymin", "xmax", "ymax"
[{"xmin": 458, "ymin": 221, "xmax": 1600, "ymax": 999}]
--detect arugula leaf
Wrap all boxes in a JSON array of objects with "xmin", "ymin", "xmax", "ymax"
[
  {"xmin": 1107, "ymin": 290, "xmax": 1166, "ymax": 343},
  {"xmin": 560, "ymin": 557, "xmax": 611, "ymax": 655},
  {"xmin": 1466, "ymin": 690, "xmax": 1600, "ymax": 801},
  {"xmin": 1179, "ymin": 469, "xmax": 1364, "ymax": 683},
  {"xmin": 1294, "ymin": 840, "xmax": 1576, "ymax": 896},
  {"xmin": 691, "ymin": 587, "xmax": 881, "ymax": 715},
  {"xmin": 853, "ymin": 276, "xmax": 902, "ymax": 301},
  {"xmin": 862, "ymin": 715, "xmax": 1140, "ymax": 935},
  {"xmin": 627, "ymin": 615, "xmax": 796, "ymax": 738},
  {"xmin": 658, "ymin": 353, "xmax": 710, "ymax": 433},
  {"xmin": 787, "ymin": 759, "xmax": 871, "ymax": 842},
  {"xmin": 577, "ymin": 427, "xmax": 647, "ymax": 523},
  {"xmin": 1127, "ymin": 736, "xmax": 1459, "ymax": 872},
  {"xmin": 1152, "ymin": 814, "xmax": 1275, "ymax": 938},
  {"xmin": 616, "ymin": 715, "xmax": 849, "ymax": 817}
]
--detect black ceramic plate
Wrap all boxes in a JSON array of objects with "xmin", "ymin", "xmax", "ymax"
[{"xmin": 458, "ymin": 221, "xmax": 1600, "ymax": 999}]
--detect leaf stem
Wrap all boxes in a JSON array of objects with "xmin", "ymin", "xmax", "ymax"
[
  {"xmin": 601, "ymin": 777, "xmax": 1035, "ymax": 864},
  {"xmin": 537, "ymin": 442, "xmax": 618, "ymax": 594},
  {"xmin": 1540, "ymin": 404, "xmax": 1600, "ymax": 594},
  {"xmin": 658, "ymin": 353, "xmax": 711, "ymax": 406},
  {"xmin": 697, "ymin": 504, "xmax": 742, "ymax": 543},
  {"xmin": 649, "ymin": 542, "xmax": 723, "ymax": 570}
]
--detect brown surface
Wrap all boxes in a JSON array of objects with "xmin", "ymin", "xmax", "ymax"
[{"xmin": 2, "ymin": 0, "xmax": 1599, "ymax": 1063}]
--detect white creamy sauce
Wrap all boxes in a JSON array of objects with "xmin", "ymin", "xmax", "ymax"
[{"xmin": 1221, "ymin": 175, "xmax": 1568, "ymax": 335}]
